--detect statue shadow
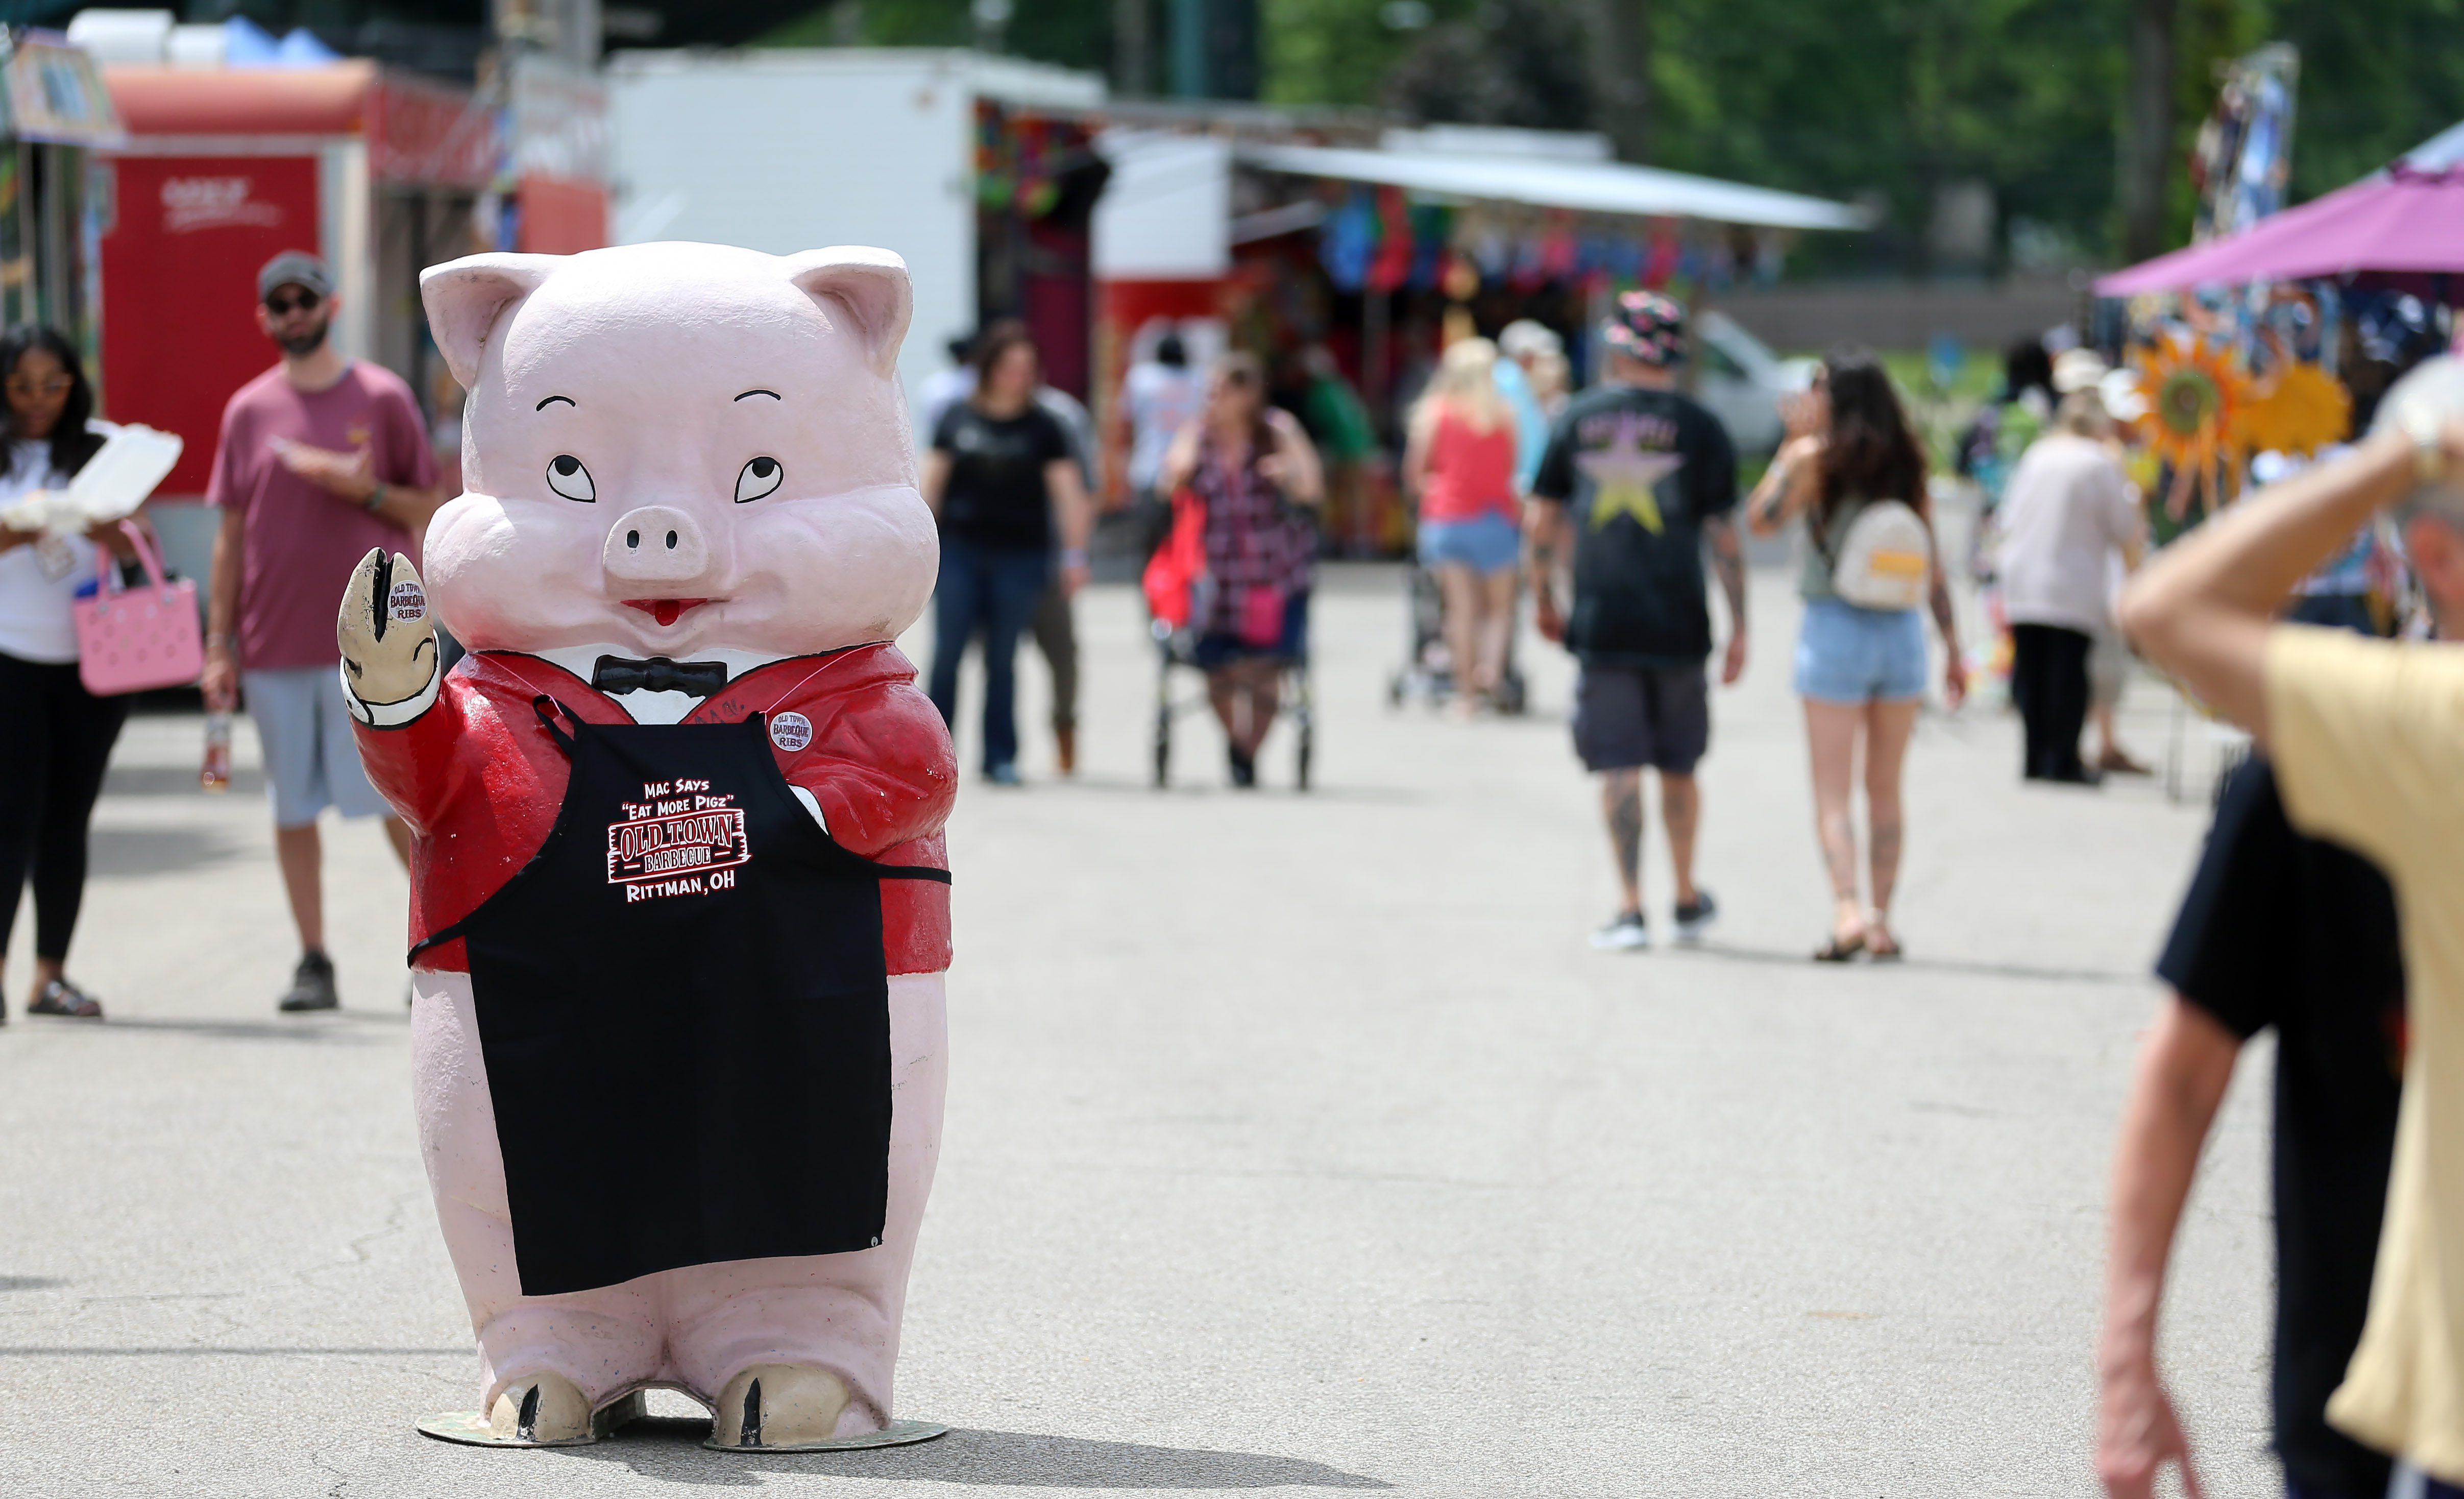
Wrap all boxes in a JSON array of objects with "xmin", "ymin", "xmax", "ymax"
[{"xmin": 574, "ymin": 1418, "xmax": 1390, "ymax": 1489}]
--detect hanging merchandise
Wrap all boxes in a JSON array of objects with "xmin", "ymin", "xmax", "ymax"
[
  {"xmin": 1407, "ymin": 203, "xmax": 1452, "ymax": 288},
  {"xmin": 1642, "ymin": 225, "xmax": 1680, "ymax": 289},
  {"xmin": 1367, "ymin": 185, "xmax": 1414, "ymax": 293},
  {"xmin": 1320, "ymin": 187, "xmax": 1377, "ymax": 292},
  {"xmin": 2129, "ymin": 332, "xmax": 2260, "ymax": 518},
  {"xmin": 2242, "ymin": 360, "xmax": 2350, "ymax": 457},
  {"xmin": 2190, "ymin": 44, "xmax": 2299, "ymax": 243}
]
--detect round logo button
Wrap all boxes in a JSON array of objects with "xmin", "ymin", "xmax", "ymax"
[{"xmin": 769, "ymin": 711, "xmax": 814, "ymax": 752}]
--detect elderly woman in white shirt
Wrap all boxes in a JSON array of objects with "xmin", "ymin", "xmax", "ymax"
[
  {"xmin": 1996, "ymin": 389, "xmax": 2146, "ymax": 785},
  {"xmin": 0, "ymin": 326, "xmax": 141, "ymax": 1020}
]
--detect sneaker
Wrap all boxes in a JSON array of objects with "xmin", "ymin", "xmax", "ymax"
[
  {"xmin": 1590, "ymin": 911, "xmax": 1652, "ymax": 951},
  {"xmin": 278, "ymin": 951, "xmax": 339, "ymax": 1012},
  {"xmin": 1674, "ymin": 890, "xmax": 1719, "ymax": 942},
  {"xmin": 27, "ymin": 978, "xmax": 102, "ymax": 1019},
  {"xmin": 984, "ymin": 762, "xmax": 1022, "ymax": 787}
]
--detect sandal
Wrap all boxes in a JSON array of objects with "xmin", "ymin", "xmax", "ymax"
[
  {"xmin": 27, "ymin": 978, "xmax": 102, "ymax": 1019},
  {"xmin": 1867, "ymin": 936, "xmax": 1905, "ymax": 962},
  {"xmin": 1813, "ymin": 933, "xmax": 1866, "ymax": 963}
]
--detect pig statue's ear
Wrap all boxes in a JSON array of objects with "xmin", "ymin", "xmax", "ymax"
[
  {"xmin": 420, "ymin": 254, "xmax": 559, "ymax": 388},
  {"xmin": 784, "ymin": 247, "xmax": 913, "ymax": 380}
]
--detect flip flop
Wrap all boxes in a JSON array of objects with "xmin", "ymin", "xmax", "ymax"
[{"xmin": 1813, "ymin": 934, "xmax": 1865, "ymax": 963}]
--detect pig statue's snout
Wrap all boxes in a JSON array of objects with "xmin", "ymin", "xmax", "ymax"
[{"xmin": 602, "ymin": 506, "xmax": 714, "ymax": 589}]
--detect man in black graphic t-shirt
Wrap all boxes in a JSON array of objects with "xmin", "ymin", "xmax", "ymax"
[{"xmin": 1528, "ymin": 291, "xmax": 1746, "ymax": 953}]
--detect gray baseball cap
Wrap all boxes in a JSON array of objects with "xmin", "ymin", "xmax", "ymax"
[{"xmin": 257, "ymin": 251, "xmax": 332, "ymax": 302}]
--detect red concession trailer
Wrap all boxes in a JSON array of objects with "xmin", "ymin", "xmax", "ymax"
[{"xmin": 97, "ymin": 61, "xmax": 494, "ymax": 523}]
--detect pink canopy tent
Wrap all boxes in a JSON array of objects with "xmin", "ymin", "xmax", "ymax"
[{"xmin": 2096, "ymin": 163, "xmax": 2464, "ymax": 297}]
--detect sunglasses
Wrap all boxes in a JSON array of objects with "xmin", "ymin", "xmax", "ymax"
[{"xmin": 264, "ymin": 291, "xmax": 323, "ymax": 316}]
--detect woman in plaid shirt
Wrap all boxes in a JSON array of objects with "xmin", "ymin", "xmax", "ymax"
[{"xmin": 1161, "ymin": 353, "xmax": 1325, "ymax": 787}]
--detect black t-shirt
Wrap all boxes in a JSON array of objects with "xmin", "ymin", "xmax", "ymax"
[
  {"xmin": 2156, "ymin": 757, "xmax": 2404, "ymax": 1496},
  {"xmin": 1530, "ymin": 384, "xmax": 1739, "ymax": 667},
  {"xmin": 932, "ymin": 401, "xmax": 1073, "ymax": 552}
]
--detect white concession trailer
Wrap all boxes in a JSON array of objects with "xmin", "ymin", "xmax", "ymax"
[{"xmin": 605, "ymin": 48, "xmax": 1106, "ymax": 409}]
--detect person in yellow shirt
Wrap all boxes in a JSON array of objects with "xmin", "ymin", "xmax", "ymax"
[{"xmin": 2124, "ymin": 358, "xmax": 2464, "ymax": 1491}]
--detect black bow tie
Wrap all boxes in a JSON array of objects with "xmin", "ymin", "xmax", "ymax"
[{"xmin": 592, "ymin": 655, "xmax": 728, "ymax": 698}]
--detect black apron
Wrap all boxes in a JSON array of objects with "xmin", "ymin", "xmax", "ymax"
[{"xmin": 411, "ymin": 695, "xmax": 949, "ymax": 1297}]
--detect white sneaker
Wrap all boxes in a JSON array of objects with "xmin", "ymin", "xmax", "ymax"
[{"xmin": 1590, "ymin": 911, "xmax": 1652, "ymax": 951}]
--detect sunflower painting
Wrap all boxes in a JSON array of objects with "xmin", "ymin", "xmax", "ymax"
[
  {"xmin": 2128, "ymin": 335, "xmax": 2260, "ymax": 519},
  {"xmin": 2244, "ymin": 360, "xmax": 2352, "ymax": 460}
]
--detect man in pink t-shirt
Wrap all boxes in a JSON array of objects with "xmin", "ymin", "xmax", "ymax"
[{"xmin": 201, "ymin": 251, "xmax": 445, "ymax": 1013}]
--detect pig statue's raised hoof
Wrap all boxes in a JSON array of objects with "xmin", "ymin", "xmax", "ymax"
[{"xmin": 708, "ymin": 1363, "xmax": 852, "ymax": 1450}]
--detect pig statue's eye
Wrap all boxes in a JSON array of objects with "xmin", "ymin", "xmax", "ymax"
[
  {"xmin": 736, "ymin": 456, "xmax": 783, "ymax": 503},
  {"xmin": 546, "ymin": 454, "xmax": 596, "ymax": 502}
]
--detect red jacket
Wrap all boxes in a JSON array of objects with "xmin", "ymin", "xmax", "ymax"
[{"xmin": 353, "ymin": 643, "xmax": 955, "ymax": 975}]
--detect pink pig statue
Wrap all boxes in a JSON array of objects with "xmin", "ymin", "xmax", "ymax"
[{"xmin": 334, "ymin": 241, "xmax": 957, "ymax": 1451}]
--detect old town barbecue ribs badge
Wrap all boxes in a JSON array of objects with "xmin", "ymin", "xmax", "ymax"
[{"xmin": 608, "ymin": 779, "xmax": 750, "ymax": 902}]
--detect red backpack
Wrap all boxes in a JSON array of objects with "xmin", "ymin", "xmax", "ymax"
[{"xmin": 1141, "ymin": 487, "xmax": 1209, "ymax": 630}]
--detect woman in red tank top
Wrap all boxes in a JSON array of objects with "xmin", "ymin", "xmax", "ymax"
[{"xmin": 1405, "ymin": 337, "xmax": 1523, "ymax": 717}]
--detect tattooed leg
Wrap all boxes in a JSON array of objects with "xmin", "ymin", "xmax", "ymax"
[{"xmin": 1601, "ymin": 767, "xmax": 1644, "ymax": 916}]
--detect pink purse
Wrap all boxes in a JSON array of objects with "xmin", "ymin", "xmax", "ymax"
[{"xmin": 72, "ymin": 520, "xmax": 201, "ymax": 696}]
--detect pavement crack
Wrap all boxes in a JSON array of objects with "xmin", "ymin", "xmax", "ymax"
[
  {"xmin": 295, "ymin": 1188, "xmax": 422, "ymax": 1295},
  {"xmin": 311, "ymin": 1444, "xmax": 349, "ymax": 1498}
]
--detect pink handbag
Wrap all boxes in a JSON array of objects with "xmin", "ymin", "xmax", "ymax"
[{"xmin": 72, "ymin": 520, "xmax": 201, "ymax": 696}]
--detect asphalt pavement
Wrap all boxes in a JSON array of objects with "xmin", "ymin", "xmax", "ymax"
[{"xmin": 0, "ymin": 557, "xmax": 2272, "ymax": 1497}]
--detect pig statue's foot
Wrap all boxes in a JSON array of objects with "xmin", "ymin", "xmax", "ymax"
[
  {"xmin": 709, "ymin": 1363, "xmax": 853, "ymax": 1449},
  {"xmin": 486, "ymin": 1370, "xmax": 598, "ymax": 1445}
]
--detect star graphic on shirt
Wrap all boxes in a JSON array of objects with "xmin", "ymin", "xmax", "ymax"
[{"xmin": 1577, "ymin": 414, "xmax": 1685, "ymax": 534}]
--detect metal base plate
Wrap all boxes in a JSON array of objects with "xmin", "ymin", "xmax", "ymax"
[
  {"xmin": 417, "ymin": 1406, "xmax": 949, "ymax": 1454},
  {"xmin": 703, "ymin": 1418, "xmax": 949, "ymax": 1453},
  {"xmin": 416, "ymin": 1410, "xmax": 600, "ymax": 1448}
]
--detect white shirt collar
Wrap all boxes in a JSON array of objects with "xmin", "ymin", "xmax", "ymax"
[{"xmin": 532, "ymin": 643, "xmax": 785, "ymax": 724}]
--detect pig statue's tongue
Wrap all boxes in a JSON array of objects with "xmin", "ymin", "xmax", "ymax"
[{"xmin": 623, "ymin": 598, "xmax": 709, "ymax": 627}]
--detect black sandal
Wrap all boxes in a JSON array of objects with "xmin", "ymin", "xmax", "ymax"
[
  {"xmin": 27, "ymin": 978, "xmax": 102, "ymax": 1019},
  {"xmin": 1813, "ymin": 933, "xmax": 1865, "ymax": 963}
]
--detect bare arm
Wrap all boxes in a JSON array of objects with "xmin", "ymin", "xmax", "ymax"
[
  {"xmin": 2095, "ymin": 996, "xmax": 2239, "ymax": 1499},
  {"xmin": 270, "ymin": 439, "xmax": 441, "ymax": 534},
  {"xmin": 1746, "ymin": 436, "xmax": 1823, "ymax": 538},
  {"xmin": 1703, "ymin": 511, "xmax": 1748, "ymax": 685},
  {"xmin": 1525, "ymin": 497, "xmax": 1573, "ymax": 643},
  {"xmin": 369, "ymin": 481, "xmax": 444, "ymax": 535},
  {"xmin": 201, "ymin": 502, "xmax": 246, "ymax": 711},
  {"xmin": 1926, "ymin": 518, "xmax": 1967, "ymax": 708},
  {"xmin": 919, "ymin": 450, "xmax": 952, "ymax": 518},
  {"xmin": 1157, "ymin": 423, "xmax": 1202, "ymax": 496},
  {"xmin": 1046, "ymin": 456, "xmax": 1094, "ymax": 594},
  {"xmin": 1261, "ymin": 409, "xmax": 1325, "ymax": 505},
  {"xmin": 1401, "ymin": 409, "xmax": 1434, "ymax": 499},
  {"xmin": 2120, "ymin": 425, "xmax": 2442, "ymax": 743}
]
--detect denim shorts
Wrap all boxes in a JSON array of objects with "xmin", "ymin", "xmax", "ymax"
[
  {"xmin": 1417, "ymin": 512, "xmax": 1521, "ymax": 574},
  {"xmin": 1793, "ymin": 597, "xmax": 1927, "ymax": 704},
  {"xmin": 245, "ymin": 665, "xmax": 391, "ymax": 828}
]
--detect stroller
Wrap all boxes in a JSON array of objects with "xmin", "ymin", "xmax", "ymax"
[
  {"xmin": 1149, "ymin": 616, "xmax": 1314, "ymax": 791},
  {"xmin": 1386, "ymin": 560, "xmax": 1528, "ymax": 714},
  {"xmin": 1143, "ymin": 489, "xmax": 1316, "ymax": 791}
]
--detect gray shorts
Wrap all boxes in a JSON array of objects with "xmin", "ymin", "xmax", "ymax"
[
  {"xmin": 1573, "ymin": 662, "xmax": 1710, "ymax": 774},
  {"xmin": 243, "ymin": 664, "xmax": 388, "ymax": 828}
]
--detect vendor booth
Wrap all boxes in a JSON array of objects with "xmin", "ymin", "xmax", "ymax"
[
  {"xmin": 97, "ymin": 61, "xmax": 495, "ymax": 503},
  {"xmin": 0, "ymin": 33, "xmax": 124, "ymax": 378},
  {"xmin": 1089, "ymin": 124, "xmax": 1868, "ymax": 552}
]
